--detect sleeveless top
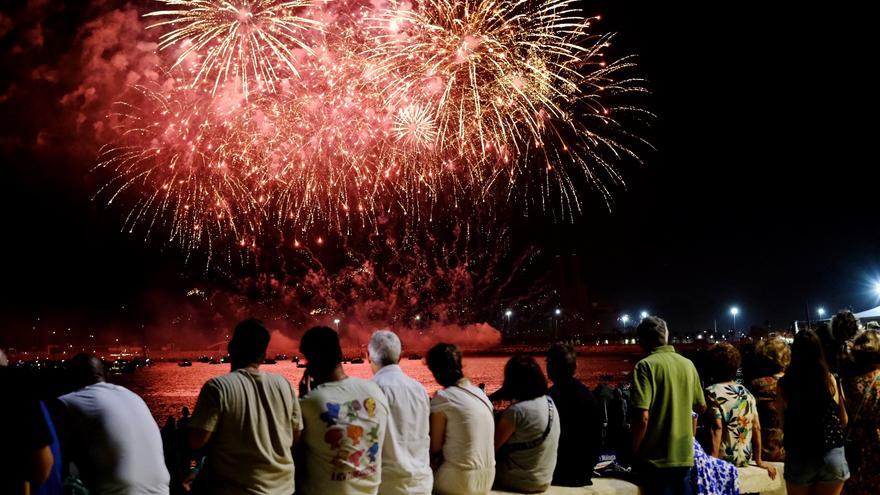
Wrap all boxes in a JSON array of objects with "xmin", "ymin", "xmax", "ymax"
[{"xmin": 783, "ymin": 384, "xmax": 844, "ymax": 455}]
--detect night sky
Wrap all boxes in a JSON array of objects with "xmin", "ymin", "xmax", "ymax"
[{"xmin": 1, "ymin": 1, "xmax": 877, "ymax": 340}]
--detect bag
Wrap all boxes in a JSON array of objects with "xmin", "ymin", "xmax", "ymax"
[{"xmin": 500, "ymin": 397, "xmax": 555, "ymax": 453}]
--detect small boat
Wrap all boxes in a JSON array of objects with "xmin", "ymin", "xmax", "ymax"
[
  {"xmin": 196, "ymin": 356, "xmax": 212, "ymax": 363},
  {"xmin": 209, "ymin": 359, "xmax": 221, "ymax": 365},
  {"xmin": 274, "ymin": 354, "xmax": 289, "ymax": 361},
  {"xmin": 407, "ymin": 353, "xmax": 422, "ymax": 360},
  {"xmin": 295, "ymin": 362, "xmax": 307, "ymax": 368},
  {"xmin": 349, "ymin": 357, "xmax": 365, "ymax": 364},
  {"xmin": 291, "ymin": 356, "xmax": 300, "ymax": 363},
  {"xmin": 178, "ymin": 359, "xmax": 193, "ymax": 367},
  {"xmin": 262, "ymin": 358, "xmax": 277, "ymax": 365},
  {"xmin": 220, "ymin": 355, "xmax": 230, "ymax": 363}
]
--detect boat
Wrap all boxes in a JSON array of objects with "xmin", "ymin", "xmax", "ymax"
[
  {"xmin": 274, "ymin": 354, "xmax": 289, "ymax": 361},
  {"xmin": 295, "ymin": 362, "xmax": 307, "ymax": 368},
  {"xmin": 407, "ymin": 353, "xmax": 422, "ymax": 360},
  {"xmin": 349, "ymin": 357, "xmax": 365, "ymax": 364},
  {"xmin": 262, "ymin": 358, "xmax": 277, "ymax": 365},
  {"xmin": 209, "ymin": 358, "xmax": 221, "ymax": 365},
  {"xmin": 196, "ymin": 356, "xmax": 211, "ymax": 363},
  {"xmin": 291, "ymin": 355, "xmax": 300, "ymax": 363},
  {"xmin": 178, "ymin": 359, "xmax": 193, "ymax": 367}
]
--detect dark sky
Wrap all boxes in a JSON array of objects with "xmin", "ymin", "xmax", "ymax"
[{"xmin": 0, "ymin": 1, "xmax": 878, "ymax": 337}]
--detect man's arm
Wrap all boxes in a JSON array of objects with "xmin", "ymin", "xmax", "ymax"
[
  {"xmin": 189, "ymin": 428, "xmax": 212, "ymax": 450},
  {"xmin": 429, "ymin": 411, "xmax": 447, "ymax": 469},
  {"xmin": 29, "ymin": 445, "xmax": 54, "ymax": 485},
  {"xmin": 631, "ymin": 408, "xmax": 650, "ymax": 454}
]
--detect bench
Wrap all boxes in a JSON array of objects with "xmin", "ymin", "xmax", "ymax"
[{"xmin": 491, "ymin": 462, "xmax": 785, "ymax": 495}]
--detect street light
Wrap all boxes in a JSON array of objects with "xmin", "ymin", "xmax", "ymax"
[
  {"xmin": 875, "ymin": 282, "xmax": 880, "ymax": 297},
  {"xmin": 554, "ymin": 308, "xmax": 561, "ymax": 316},
  {"xmin": 505, "ymin": 309, "xmax": 513, "ymax": 318},
  {"xmin": 817, "ymin": 307, "xmax": 826, "ymax": 318},
  {"xmin": 730, "ymin": 307, "xmax": 739, "ymax": 332},
  {"xmin": 640, "ymin": 311, "xmax": 649, "ymax": 320},
  {"xmin": 621, "ymin": 314, "xmax": 630, "ymax": 331},
  {"xmin": 333, "ymin": 318, "xmax": 341, "ymax": 330}
]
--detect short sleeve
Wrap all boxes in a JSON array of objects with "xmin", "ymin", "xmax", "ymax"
[
  {"xmin": 631, "ymin": 362, "xmax": 652, "ymax": 410},
  {"xmin": 501, "ymin": 403, "xmax": 521, "ymax": 428},
  {"xmin": 190, "ymin": 380, "xmax": 221, "ymax": 432},
  {"xmin": 692, "ymin": 367, "xmax": 706, "ymax": 408},
  {"xmin": 430, "ymin": 391, "xmax": 450, "ymax": 414},
  {"xmin": 28, "ymin": 400, "xmax": 53, "ymax": 450}
]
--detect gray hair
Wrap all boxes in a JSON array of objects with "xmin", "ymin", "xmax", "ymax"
[{"xmin": 368, "ymin": 330, "xmax": 402, "ymax": 367}]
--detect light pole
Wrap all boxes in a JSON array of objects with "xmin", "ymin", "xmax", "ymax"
[
  {"xmin": 640, "ymin": 311, "xmax": 649, "ymax": 320},
  {"xmin": 333, "ymin": 318, "xmax": 341, "ymax": 331},
  {"xmin": 621, "ymin": 314, "xmax": 630, "ymax": 331},
  {"xmin": 553, "ymin": 309, "xmax": 561, "ymax": 340},
  {"xmin": 817, "ymin": 307, "xmax": 826, "ymax": 319},
  {"xmin": 730, "ymin": 307, "xmax": 739, "ymax": 333}
]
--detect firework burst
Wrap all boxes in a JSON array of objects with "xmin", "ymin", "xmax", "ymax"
[
  {"xmin": 95, "ymin": 0, "xmax": 648, "ymax": 265},
  {"xmin": 146, "ymin": 0, "xmax": 320, "ymax": 97}
]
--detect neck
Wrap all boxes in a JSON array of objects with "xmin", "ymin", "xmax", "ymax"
[
  {"xmin": 232, "ymin": 361, "xmax": 260, "ymax": 372},
  {"xmin": 312, "ymin": 364, "xmax": 347, "ymax": 387}
]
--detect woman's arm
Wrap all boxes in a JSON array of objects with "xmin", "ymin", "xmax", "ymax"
[
  {"xmin": 494, "ymin": 414, "xmax": 516, "ymax": 452},
  {"xmin": 831, "ymin": 375, "xmax": 848, "ymax": 428},
  {"xmin": 751, "ymin": 413, "xmax": 777, "ymax": 479},
  {"xmin": 709, "ymin": 416, "xmax": 723, "ymax": 458},
  {"xmin": 429, "ymin": 411, "xmax": 447, "ymax": 469}
]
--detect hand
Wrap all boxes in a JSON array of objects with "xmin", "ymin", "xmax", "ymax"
[
  {"xmin": 756, "ymin": 461, "xmax": 777, "ymax": 480},
  {"xmin": 298, "ymin": 371, "xmax": 312, "ymax": 397}
]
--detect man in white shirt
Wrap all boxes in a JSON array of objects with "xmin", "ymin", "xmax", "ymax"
[
  {"xmin": 58, "ymin": 354, "xmax": 170, "ymax": 495},
  {"xmin": 368, "ymin": 330, "xmax": 433, "ymax": 495},
  {"xmin": 189, "ymin": 319, "xmax": 303, "ymax": 495},
  {"xmin": 297, "ymin": 326, "xmax": 389, "ymax": 495}
]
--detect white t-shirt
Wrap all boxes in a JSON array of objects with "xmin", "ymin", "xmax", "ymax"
[
  {"xmin": 59, "ymin": 382, "xmax": 170, "ymax": 495},
  {"xmin": 189, "ymin": 368, "xmax": 302, "ymax": 495},
  {"xmin": 372, "ymin": 364, "xmax": 433, "ymax": 495},
  {"xmin": 299, "ymin": 377, "xmax": 390, "ymax": 495},
  {"xmin": 430, "ymin": 380, "xmax": 496, "ymax": 495}
]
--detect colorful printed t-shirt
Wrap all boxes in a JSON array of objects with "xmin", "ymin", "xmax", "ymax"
[
  {"xmin": 299, "ymin": 377, "xmax": 389, "ymax": 495},
  {"xmin": 705, "ymin": 382, "xmax": 758, "ymax": 467}
]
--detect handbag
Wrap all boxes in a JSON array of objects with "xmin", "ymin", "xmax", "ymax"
[{"xmin": 499, "ymin": 397, "xmax": 555, "ymax": 453}]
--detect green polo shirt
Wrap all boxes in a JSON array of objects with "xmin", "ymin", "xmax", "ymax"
[{"xmin": 631, "ymin": 345, "xmax": 705, "ymax": 468}]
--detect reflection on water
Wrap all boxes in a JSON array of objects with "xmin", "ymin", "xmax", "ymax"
[{"xmin": 115, "ymin": 355, "xmax": 634, "ymax": 422}]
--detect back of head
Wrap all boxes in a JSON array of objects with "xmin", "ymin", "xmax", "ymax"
[
  {"xmin": 228, "ymin": 318, "xmax": 271, "ymax": 366},
  {"xmin": 300, "ymin": 326, "xmax": 343, "ymax": 377},
  {"xmin": 782, "ymin": 330, "xmax": 832, "ymax": 405},
  {"xmin": 636, "ymin": 316, "xmax": 669, "ymax": 350},
  {"xmin": 502, "ymin": 354, "xmax": 548, "ymax": 401},
  {"xmin": 706, "ymin": 342, "xmax": 741, "ymax": 383},
  {"xmin": 546, "ymin": 343, "xmax": 576, "ymax": 383},
  {"xmin": 368, "ymin": 330, "xmax": 402, "ymax": 367},
  {"xmin": 852, "ymin": 329, "xmax": 880, "ymax": 370},
  {"xmin": 68, "ymin": 353, "xmax": 105, "ymax": 390},
  {"xmin": 426, "ymin": 343, "xmax": 463, "ymax": 388},
  {"xmin": 831, "ymin": 310, "xmax": 860, "ymax": 343},
  {"xmin": 754, "ymin": 337, "xmax": 790, "ymax": 376}
]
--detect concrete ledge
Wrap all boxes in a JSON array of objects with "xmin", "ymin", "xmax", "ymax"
[{"xmin": 491, "ymin": 462, "xmax": 785, "ymax": 495}]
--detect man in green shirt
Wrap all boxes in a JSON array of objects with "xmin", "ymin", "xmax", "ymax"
[{"xmin": 631, "ymin": 316, "xmax": 706, "ymax": 495}]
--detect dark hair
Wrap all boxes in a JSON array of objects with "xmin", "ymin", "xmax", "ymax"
[
  {"xmin": 636, "ymin": 316, "xmax": 668, "ymax": 349},
  {"xmin": 832, "ymin": 310, "xmax": 860, "ymax": 343},
  {"xmin": 228, "ymin": 319, "xmax": 271, "ymax": 365},
  {"xmin": 779, "ymin": 330, "xmax": 834, "ymax": 407},
  {"xmin": 546, "ymin": 343, "xmax": 576, "ymax": 383},
  {"xmin": 502, "ymin": 355, "xmax": 548, "ymax": 401},
  {"xmin": 706, "ymin": 343, "xmax": 741, "ymax": 383},
  {"xmin": 300, "ymin": 326, "xmax": 343, "ymax": 377},
  {"xmin": 68, "ymin": 353, "xmax": 105, "ymax": 390},
  {"xmin": 426, "ymin": 343, "xmax": 464, "ymax": 388}
]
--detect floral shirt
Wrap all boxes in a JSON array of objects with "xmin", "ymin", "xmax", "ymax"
[
  {"xmin": 705, "ymin": 382, "xmax": 758, "ymax": 467},
  {"xmin": 843, "ymin": 369, "xmax": 880, "ymax": 495},
  {"xmin": 749, "ymin": 375, "xmax": 784, "ymax": 462}
]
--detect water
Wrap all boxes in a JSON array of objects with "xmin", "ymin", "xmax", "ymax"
[{"xmin": 115, "ymin": 354, "xmax": 636, "ymax": 422}]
